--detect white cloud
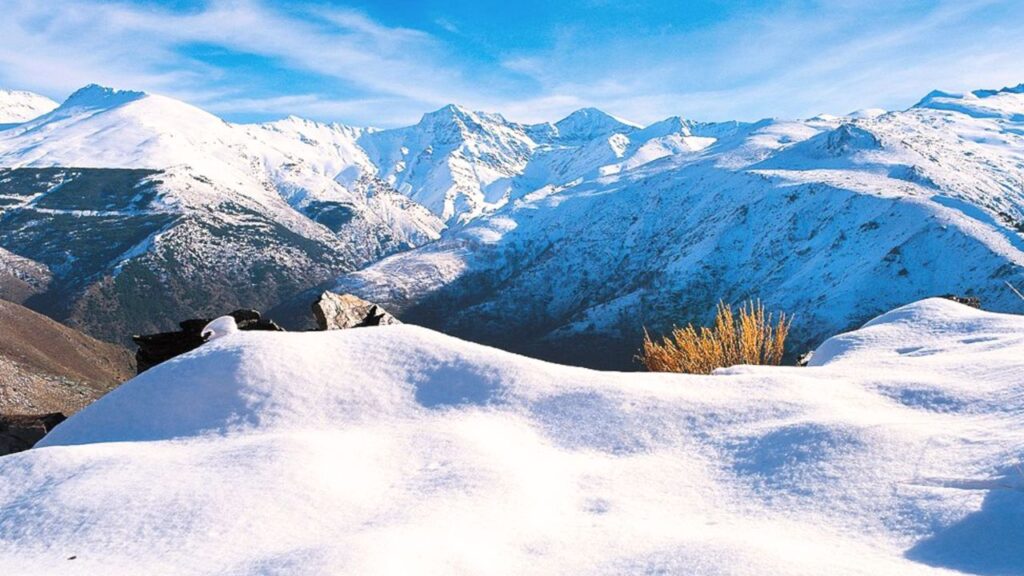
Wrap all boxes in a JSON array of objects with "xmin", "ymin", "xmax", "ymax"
[
  {"xmin": 0, "ymin": 0, "xmax": 483, "ymax": 125},
  {"xmin": 0, "ymin": 0, "xmax": 1021, "ymax": 126}
]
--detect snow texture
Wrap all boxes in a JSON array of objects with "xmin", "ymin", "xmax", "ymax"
[
  {"xmin": 201, "ymin": 316, "xmax": 239, "ymax": 341},
  {"xmin": 0, "ymin": 89, "xmax": 58, "ymax": 125},
  {"xmin": 0, "ymin": 85, "xmax": 445, "ymax": 251},
  {"xmin": 0, "ymin": 298, "xmax": 1021, "ymax": 575}
]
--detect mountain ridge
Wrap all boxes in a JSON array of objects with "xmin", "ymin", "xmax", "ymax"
[
  {"xmin": 3, "ymin": 82, "xmax": 1023, "ymax": 365},
  {"xmin": 289, "ymin": 83, "xmax": 1024, "ymax": 368},
  {"xmin": 0, "ymin": 86, "xmax": 445, "ymax": 342}
]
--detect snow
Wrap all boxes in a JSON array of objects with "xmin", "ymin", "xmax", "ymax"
[
  {"xmin": 847, "ymin": 108, "xmax": 888, "ymax": 119},
  {"xmin": 324, "ymin": 85, "xmax": 1024, "ymax": 365},
  {"xmin": 0, "ymin": 85, "xmax": 444, "ymax": 250},
  {"xmin": 550, "ymin": 107, "xmax": 641, "ymax": 144},
  {"xmin": 357, "ymin": 104, "xmax": 537, "ymax": 222},
  {"xmin": 201, "ymin": 316, "xmax": 239, "ymax": 341},
  {"xmin": 915, "ymin": 85, "xmax": 1024, "ymax": 121},
  {"xmin": 0, "ymin": 89, "xmax": 58, "ymax": 125},
  {"xmin": 3, "ymin": 81, "xmax": 1024, "ymax": 361},
  {"xmin": 0, "ymin": 298, "xmax": 1021, "ymax": 574},
  {"xmin": 0, "ymin": 85, "xmax": 446, "ymax": 310}
]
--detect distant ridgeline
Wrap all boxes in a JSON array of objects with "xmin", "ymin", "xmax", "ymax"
[{"xmin": 1, "ymin": 83, "xmax": 1023, "ymax": 368}]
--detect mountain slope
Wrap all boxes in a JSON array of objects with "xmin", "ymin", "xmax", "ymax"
[
  {"xmin": 5, "ymin": 82, "xmax": 1024, "ymax": 359},
  {"xmin": 1, "ymin": 299, "xmax": 1021, "ymax": 574},
  {"xmin": 0, "ymin": 299, "xmax": 132, "ymax": 416},
  {"xmin": 0, "ymin": 246, "xmax": 50, "ymax": 304},
  {"xmin": 308, "ymin": 86, "xmax": 1024, "ymax": 368},
  {"xmin": 358, "ymin": 104, "xmax": 537, "ymax": 223},
  {"xmin": 0, "ymin": 89, "xmax": 57, "ymax": 125},
  {"xmin": 0, "ymin": 86, "xmax": 443, "ymax": 341}
]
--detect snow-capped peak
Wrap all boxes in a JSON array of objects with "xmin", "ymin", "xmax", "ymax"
[
  {"xmin": 552, "ymin": 107, "xmax": 640, "ymax": 143},
  {"xmin": 846, "ymin": 108, "xmax": 888, "ymax": 119},
  {"xmin": 912, "ymin": 82, "xmax": 1024, "ymax": 120},
  {"xmin": 257, "ymin": 114, "xmax": 363, "ymax": 139},
  {"xmin": 421, "ymin": 103, "xmax": 473, "ymax": 120},
  {"xmin": 0, "ymin": 89, "xmax": 59, "ymax": 124},
  {"xmin": 358, "ymin": 103, "xmax": 537, "ymax": 222},
  {"xmin": 912, "ymin": 89, "xmax": 963, "ymax": 109},
  {"xmin": 60, "ymin": 84, "xmax": 147, "ymax": 112},
  {"xmin": 636, "ymin": 116, "xmax": 695, "ymax": 139},
  {"xmin": 415, "ymin": 103, "xmax": 514, "ymax": 139}
]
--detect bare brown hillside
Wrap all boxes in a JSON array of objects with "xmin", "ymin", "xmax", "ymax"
[{"xmin": 0, "ymin": 299, "xmax": 133, "ymax": 415}]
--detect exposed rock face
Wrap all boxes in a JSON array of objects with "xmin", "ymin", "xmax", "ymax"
[
  {"xmin": 133, "ymin": 309, "xmax": 283, "ymax": 373},
  {"xmin": 941, "ymin": 295, "xmax": 982, "ymax": 309},
  {"xmin": 312, "ymin": 291, "xmax": 400, "ymax": 330},
  {"xmin": 0, "ymin": 412, "xmax": 66, "ymax": 456}
]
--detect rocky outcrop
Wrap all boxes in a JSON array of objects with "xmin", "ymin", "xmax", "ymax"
[
  {"xmin": 133, "ymin": 309, "xmax": 283, "ymax": 373},
  {"xmin": 941, "ymin": 295, "xmax": 982, "ymax": 309},
  {"xmin": 0, "ymin": 412, "xmax": 66, "ymax": 456},
  {"xmin": 311, "ymin": 291, "xmax": 400, "ymax": 330}
]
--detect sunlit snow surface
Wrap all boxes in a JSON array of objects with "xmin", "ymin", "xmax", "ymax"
[
  {"xmin": 0, "ymin": 89, "xmax": 57, "ymax": 125},
  {"xmin": 0, "ymin": 298, "xmax": 1021, "ymax": 574}
]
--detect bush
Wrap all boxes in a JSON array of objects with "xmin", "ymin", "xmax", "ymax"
[{"xmin": 639, "ymin": 300, "xmax": 791, "ymax": 374}]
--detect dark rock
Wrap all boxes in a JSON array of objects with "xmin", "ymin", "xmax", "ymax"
[
  {"xmin": 940, "ymin": 295, "xmax": 982, "ymax": 309},
  {"xmin": 132, "ymin": 309, "xmax": 283, "ymax": 373},
  {"xmin": 312, "ymin": 291, "xmax": 400, "ymax": 330},
  {"xmin": 0, "ymin": 412, "xmax": 66, "ymax": 456}
]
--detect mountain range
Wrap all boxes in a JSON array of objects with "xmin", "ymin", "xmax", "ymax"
[
  {"xmin": 1, "ymin": 83, "xmax": 1023, "ymax": 366},
  {"xmin": 290, "ymin": 85, "xmax": 1024, "ymax": 367}
]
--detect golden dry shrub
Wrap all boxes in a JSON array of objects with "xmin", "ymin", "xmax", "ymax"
[{"xmin": 639, "ymin": 300, "xmax": 791, "ymax": 374}]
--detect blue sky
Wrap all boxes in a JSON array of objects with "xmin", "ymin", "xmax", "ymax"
[{"xmin": 2, "ymin": 0, "xmax": 1023, "ymax": 126}]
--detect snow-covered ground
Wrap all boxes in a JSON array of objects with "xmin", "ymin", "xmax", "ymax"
[
  {"xmin": 1, "ymin": 298, "xmax": 1021, "ymax": 575},
  {"xmin": 0, "ymin": 89, "xmax": 57, "ymax": 125}
]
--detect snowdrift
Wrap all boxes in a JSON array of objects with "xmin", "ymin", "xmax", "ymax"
[{"xmin": 1, "ymin": 298, "xmax": 1022, "ymax": 575}]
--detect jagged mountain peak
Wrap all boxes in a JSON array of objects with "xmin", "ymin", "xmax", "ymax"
[
  {"xmin": 319, "ymin": 81, "xmax": 1024, "ymax": 372},
  {"xmin": 416, "ymin": 103, "xmax": 513, "ymax": 135},
  {"xmin": 61, "ymin": 84, "xmax": 148, "ymax": 111},
  {"xmin": 420, "ymin": 103, "xmax": 474, "ymax": 125},
  {"xmin": 913, "ymin": 82, "xmax": 1024, "ymax": 107},
  {"xmin": 258, "ymin": 114, "xmax": 363, "ymax": 138},
  {"xmin": 424, "ymin": 102, "xmax": 472, "ymax": 118},
  {"xmin": 912, "ymin": 82, "xmax": 1024, "ymax": 120},
  {"xmin": 552, "ymin": 107, "xmax": 639, "ymax": 143},
  {"xmin": 557, "ymin": 106, "xmax": 635, "ymax": 124},
  {"xmin": 636, "ymin": 116, "xmax": 695, "ymax": 139},
  {"xmin": 971, "ymin": 83, "xmax": 1024, "ymax": 98}
]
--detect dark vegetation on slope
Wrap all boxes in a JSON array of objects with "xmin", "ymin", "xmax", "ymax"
[{"xmin": 0, "ymin": 168, "xmax": 360, "ymax": 344}]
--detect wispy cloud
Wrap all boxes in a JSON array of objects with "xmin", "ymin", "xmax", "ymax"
[
  {"xmin": 0, "ymin": 0, "xmax": 481, "ymax": 125},
  {"xmin": 498, "ymin": 0, "xmax": 1024, "ymax": 123},
  {"xmin": 0, "ymin": 0, "xmax": 1022, "ymax": 126}
]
